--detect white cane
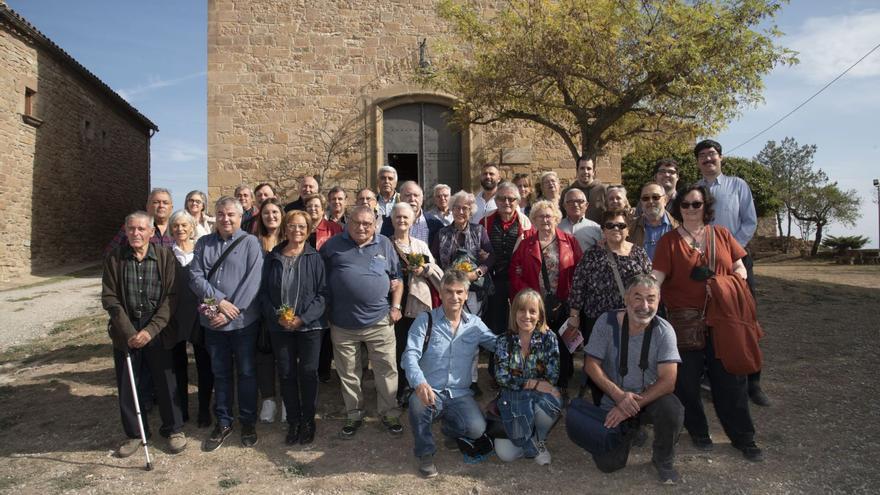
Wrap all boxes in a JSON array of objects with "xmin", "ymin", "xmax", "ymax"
[{"xmin": 125, "ymin": 352, "xmax": 154, "ymax": 471}]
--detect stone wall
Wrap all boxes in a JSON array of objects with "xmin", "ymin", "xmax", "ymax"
[
  {"xmin": 207, "ymin": 0, "xmax": 621, "ymax": 204},
  {"xmin": 0, "ymin": 20, "xmax": 150, "ymax": 282}
]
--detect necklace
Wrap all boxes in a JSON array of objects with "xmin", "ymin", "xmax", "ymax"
[{"xmin": 680, "ymin": 224, "xmax": 705, "ymax": 251}]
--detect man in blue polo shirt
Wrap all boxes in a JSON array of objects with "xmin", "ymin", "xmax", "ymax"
[{"xmin": 320, "ymin": 205, "xmax": 405, "ymax": 438}]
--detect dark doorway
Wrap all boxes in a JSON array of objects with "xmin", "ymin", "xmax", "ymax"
[
  {"xmin": 383, "ymin": 103, "xmax": 462, "ymax": 195},
  {"xmin": 387, "ymin": 153, "xmax": 418, "ymax": 184}
]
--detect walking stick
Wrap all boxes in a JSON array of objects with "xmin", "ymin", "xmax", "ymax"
[{"xmin": 125, "ymin": 352, "xmax": 154, "ymax": 471}]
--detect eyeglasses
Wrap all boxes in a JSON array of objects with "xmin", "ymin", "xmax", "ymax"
[
  {"xmin": 697, "ymin": 151, "xmax": 719, "ymax": 160},
  {"xmin": 603, "ymin": 222, "xmax": 628, "ymax": 230},
  {"xmin": 680, "ymin": 201, "xmax": 704, "ymax": 209},
  {"xmin": 640, "ymin": 194, "xmax": 662, "ymax": 202},
  {"xmin": 187, "ymin": 198, "xmax": 203, "ymax": 204},
  {"xmin": 565, "ymin": 199, "xmax": 586, "ymax": 205},
  {"xmin": 496, "ymin": 196, "xmax": 518, "ymax": 203}
]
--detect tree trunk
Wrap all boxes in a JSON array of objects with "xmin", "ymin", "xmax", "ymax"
[
  {"xmin": 811, "ymin": 222, "xmax": 824, "ymax": 257},
  {"xmin": 775, "ymin": 211, "xmax": 783, "ymax": 238}
]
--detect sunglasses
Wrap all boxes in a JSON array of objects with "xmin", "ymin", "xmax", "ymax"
[
  {"xmin": 680, "ymin": 201, "xmax": 704, "ymax": 209},
  {"xmin": 641, "ymin": 194, "xmax": 662, "ymax": 202},
  {"xmin": 603, "ymin": 222, "xmax": 628, "ymax": 230}
]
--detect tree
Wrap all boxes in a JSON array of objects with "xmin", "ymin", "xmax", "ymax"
[
  {"xmin": 621, "ymin": 143, "xmax": 781, "ymax": 217},
  {"xmin": 791, "ymin": 183, "xmax": 861, "ymax": 256},
  {"xmin": 821, "ymin": 235, "xmax": 870, "ymax": 254},
  {"xmin": 425, "ymin": 0, "xmax": 796, "ymax": 162},
  {"xmin": 754, "ymin": 137, "xmax": 824, "ymax": 245}
]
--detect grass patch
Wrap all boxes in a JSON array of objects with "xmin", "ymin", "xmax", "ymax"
[
  {"xmin": 218, "ymin": 477, "xmax": 242, "ymax": 489},
  {"xmin": 280, "ymin": 463, "xmax": 308, "ymax": 478},
  {"xmin": 0, "ymin": 313, "xmax": 106, "ymax": 365},
  {"xmin": 49, "ymin": 474, "xmax": 93, "ymax": 492},
  {"xmin": 0, "ymin": 264, "xmax": 101, "ymax": 293}
]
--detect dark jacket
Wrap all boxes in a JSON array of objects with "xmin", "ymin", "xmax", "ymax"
[
  {"xmin": 169, "ymin": 258, "xmax": 200, "ymax": 344},
  {"xmin": 101, "ymin": 245, "xmax": 178, "ymax": 351},
  {"xmin": 260, "ymin": 241, "xmax": 328, "ymax": 331}
]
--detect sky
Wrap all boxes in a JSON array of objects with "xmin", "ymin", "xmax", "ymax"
[{"xmin": 7, "ymin": 0, "xmax": 880, "ymax": 248}]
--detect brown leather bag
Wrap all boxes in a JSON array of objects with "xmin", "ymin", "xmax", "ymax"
[{"xmin": 666, "ymin": 307, "xmax": 707, "ymax": 351}]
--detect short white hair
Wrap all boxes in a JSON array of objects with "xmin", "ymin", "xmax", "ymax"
[
  {"xmin": 378, "ymin": 165, "xmax": 398, "ymax": 179},
  {"xmin": 449, "ymin": 190, "xmax": 476, "ymax": 209},
  {"xmin": 148, "ymin": 187, "xmax": 172, "ymax": 202},
  {"xmin": 433, "ymin": 183, "xmax": 451, "ymax": 195},
  {"xmin": 125, "ymin": 210, "xmax": 154, "ymax": 227},
  {"xmin": 169, "ymin": 210, "xmax": 197, "ymax": 239},
  {"xmin": 391, "ymin": 202, "xmax": 415, "ymax": 217}
]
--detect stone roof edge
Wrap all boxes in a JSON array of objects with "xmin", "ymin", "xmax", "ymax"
[{"xmin": 0, "ymin": 3, "xmax": 159, "ymax": 133}]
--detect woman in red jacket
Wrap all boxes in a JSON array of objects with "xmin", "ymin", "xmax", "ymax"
[
  {"xmin": 509, "ymin": 200, "xmax": 582, "ymax": 396},
  {"xmin": 303, "ymin": 194, "xmax": 342, "ymax": 251}
]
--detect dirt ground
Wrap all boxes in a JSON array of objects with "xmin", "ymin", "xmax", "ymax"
[{"xmin": 0, "ymin": 260, "xmax": 878, "ymax": 494}]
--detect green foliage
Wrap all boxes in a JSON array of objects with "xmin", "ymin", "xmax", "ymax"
[
  {"xmin": 621, "ymin": 143, "xmax": 781, "ymax": 217},
  {"xmin": 791, "ymin": 183, "xmax": 861, "ymax": 256},
  {"xmin": 821, "ymin": 235, "xmax": 870, "ymax": 254},
  {"xmin": 427, "ymin": 0, "xmax": 797, "ymax": 159},
  {"xmin": 754, "ymin": 137, "xmax": 823, "ymax": 238}
]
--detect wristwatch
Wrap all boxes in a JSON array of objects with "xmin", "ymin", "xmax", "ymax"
[{"xmin": 391, "ymin": 304, "xmax": 402, "ymax": 310}]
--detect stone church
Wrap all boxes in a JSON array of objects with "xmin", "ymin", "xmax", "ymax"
[
  {"xmin": 0, "ymin": 3, "xmax": 156, "ymax": 282},
  {"xmin": 207, "ymin": 0, "xmax": 621, "ymax": 203}
]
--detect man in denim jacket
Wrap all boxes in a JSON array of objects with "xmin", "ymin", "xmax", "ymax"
[{"xmin": 401, "ymin": 270, "xmax": 497, "ymax": 478}]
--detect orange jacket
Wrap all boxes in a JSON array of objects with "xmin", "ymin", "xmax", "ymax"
[{"xmin": 706, "ymin": 274, "xmax": 764, "ymax": 375}]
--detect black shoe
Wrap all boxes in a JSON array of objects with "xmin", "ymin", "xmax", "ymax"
[
  {"xmin": 203, "ymin": 424, "xmax": 233, "ymax": 452},
  {"xmin": 241, "ymin": 423, "xmax": 258, "ymax": 448},
  {"xmin": 419, "ymin": 454, "xmax": 438, "ymax": 478},
  {"xmin": 299, "ymin": 419, "xmax": 316, "ymax": 445},
  {"xmin": 381, "ymin": 416, "xmax": 403, "ymax": 435},
  {"xmin": 749, "ymin": 386, "xmax": 771, "ymax": 407},
  {"xmin": 319, "ymin": 370, "xmax": 332, "ymax": 383},
  {"xmin": 470, "ymin": 382, "xmax": 483, "ymax": 399},
  {"xmin": 652, "ymin": 459, "xmax": 680, "ymax": 484},
  {"xmin": 691, "ymin": 434, "xmax": 714, "ymax": 452},
  {"xmin": 285, "ymin": 423, "xmax": 301, "ymax": 445},
  {"xmin": 340, "ymin": 419, "xmax": 363, "ymax": 438},
  {"xmin": 733, "ymin": 442, "xmax": 764, "ymax": 462}
]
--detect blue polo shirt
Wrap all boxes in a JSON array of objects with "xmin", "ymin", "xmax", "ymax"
[{"xmin": 320, "ymin": 231, "xmax": 401, "ymax": 329}]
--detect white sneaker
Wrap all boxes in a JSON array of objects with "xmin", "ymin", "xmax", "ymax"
[
  {"xmin": 280, "ymin": 403, "xmax": 287, "ymax": 423},
  {"xmin": 534, "ymin": 441, "xmax": 551, "ymax": 465},
  {"xmin": 259, "ymin": 398, "xmax": 277, "ymax": 423}
]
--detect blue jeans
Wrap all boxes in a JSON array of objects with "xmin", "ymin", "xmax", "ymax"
[
  {"xmin": 498, "ymin": 389, "xmax": 562, "ymax": 457},
  {"xmin": 408, "ymin": 390, "xmax": 486, "ymax": 457},
  {"xmin": 205, "ymin": 323, "xmax": 259, "ymax": 427},
  {"xmin": 271, "ymin": 329, "xmax": 322, "ymax": 424}
]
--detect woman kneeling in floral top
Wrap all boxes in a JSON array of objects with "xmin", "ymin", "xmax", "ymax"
[{"xmin": 494, "ymin": 289, "xmax": 562, "ymax": 465}]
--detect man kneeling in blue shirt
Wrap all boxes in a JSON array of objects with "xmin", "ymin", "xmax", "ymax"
[{"xmin": 401, "ymin": 270, "xmax": 497, "ymax": 478}]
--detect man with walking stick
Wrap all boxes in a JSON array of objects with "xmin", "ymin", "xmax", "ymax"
[{"xmin": 102, "ymin": 211, "xmax": 187, "ymax": 461}]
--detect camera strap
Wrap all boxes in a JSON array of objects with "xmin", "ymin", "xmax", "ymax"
[{"xmin": 615, "ymin": 313, "xmax": 654, "ymax": 383}]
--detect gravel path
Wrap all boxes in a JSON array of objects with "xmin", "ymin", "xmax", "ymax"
[{"xmin": 0, "ymin": 275, "xmax": 102, "ymax": 350}]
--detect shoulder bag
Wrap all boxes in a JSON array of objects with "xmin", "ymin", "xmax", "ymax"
[{"xmin": 666, "ymin": 227, "xmax": 715, "ymax": 351}]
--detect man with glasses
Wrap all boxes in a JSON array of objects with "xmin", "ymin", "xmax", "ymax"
[
  {"xmin": 563, "ymin": 157, "xmax": 607, "ymax": 223},
  {"xmin": 380, "ymin": 181, "xmax": 444, "ymax": 245},
  {"xmin": 559, "ymin": 188, "xmax": 602, "ymax": 252},
  {"xmin": 694, "ymin": 139, "xmax": 767, "ymax": 407},
  {"xmin": 654, "ymin": 159, "xmax": 680, "ymax": 208},
  {"xmin": 628, "ymin": 182, "xmax": 679, "ymax": 261},
  {"xmin": 320, "ymin": 205, "xmax": 405, "ymax": 438}
]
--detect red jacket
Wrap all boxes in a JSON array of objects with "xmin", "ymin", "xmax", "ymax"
[
  {"xmin": 314, "ymin": 218, "xmax": 342, "ymax": 250},
  {"xmin": 509, "ymin": 228, "xmax": 582, "ymax": 301}
]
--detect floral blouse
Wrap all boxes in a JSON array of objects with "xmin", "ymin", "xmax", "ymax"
[
  {"xmin": 494, "ymin": 330, "xmax": 560, "ymax": 390},
  {"xmin": 568, "ymin": 245, "xmax": 652, "ymax": 319}
]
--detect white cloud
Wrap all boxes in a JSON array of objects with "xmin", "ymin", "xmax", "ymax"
[
  {"xmin": 785, "ymin": 11, "xmax": 880, "ymax": 83},
  {"xmin": 118, "ymin": 71, "xmax": 206, "ymax": 101}
]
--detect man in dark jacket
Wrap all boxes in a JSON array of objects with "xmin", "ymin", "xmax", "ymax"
[
  {"xmin": 380, "ymin": 181, "xmax": 444, "ymax": 245},
  {"xmin": 102, "ymin": 211, "xmax": 186, "ymax": 458}
]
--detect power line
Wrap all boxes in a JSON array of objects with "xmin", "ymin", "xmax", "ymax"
[{"xmin": 727, "ymin": 41, "xmax": 880, "ymax": 154}]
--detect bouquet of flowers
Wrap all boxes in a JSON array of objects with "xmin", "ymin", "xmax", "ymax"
[
  {"xmin": 276, "ymin": 304, "xmax": 296, "ymax": 327},
  {"xmin": 452, "ymin": 260, "xmax": 475, "ymax": 273},
  {"xmin": 198, "ymin": 298, "xmax": 219, "ymax": 318},
  {"xmin": 406, "ymin": 252, "xmax": 427, "ymax": 269}
]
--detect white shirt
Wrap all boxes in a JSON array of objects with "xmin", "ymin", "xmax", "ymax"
[
  {"xmin": 173, "ymin": 243, "xmax": 195, "ymax": 266},
  {"xmin": 472, "ymin": 191, "xmax": 497, "ymax": 223},
  {"xmin": 559, "ymin": 216, "xmax": 602, "ymax": 252}
]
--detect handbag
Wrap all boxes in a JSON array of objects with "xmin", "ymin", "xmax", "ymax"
[
  {"xmin": 667, "ymin": 227, "xmax": 716, "ymax": 351},
  {"xmin": 539, "ymin": 243, "xmax": 568, "ymax": 327}
]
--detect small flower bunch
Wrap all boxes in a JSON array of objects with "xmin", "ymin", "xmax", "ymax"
[
  {"xmin": 276, "ymin": 304, "xmax": 296, "ymax": 327},
  {"xmin": 198, "ymin": 298, "xmax": 219, "ymax": 318},
  {"xmin": 406, "ymin": 253, "xmax": 427, "ymax": 269},
  {"xmin": 453, "ymin": 260, "xmax": 475, "ymax": 273}
]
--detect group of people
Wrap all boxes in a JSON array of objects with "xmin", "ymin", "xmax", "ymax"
[{"xmin": 101, "ymin": 138, "xmax": 767, "ymax": 483}]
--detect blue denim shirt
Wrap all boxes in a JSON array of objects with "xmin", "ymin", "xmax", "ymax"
[
  {"xmin": 643, "ymin": 213, "xmax": 674, "ymax": 260},
  {"xmin": 698, "ymin": 174, "xmax": 757, "ymax": 248},
  {"xmin": 189, "ymin": 229, "xmax": 264, "ymax": 330},
  {"xmin": 401, "ymin": 308, "xmax": 497, "ymax": 398}
]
